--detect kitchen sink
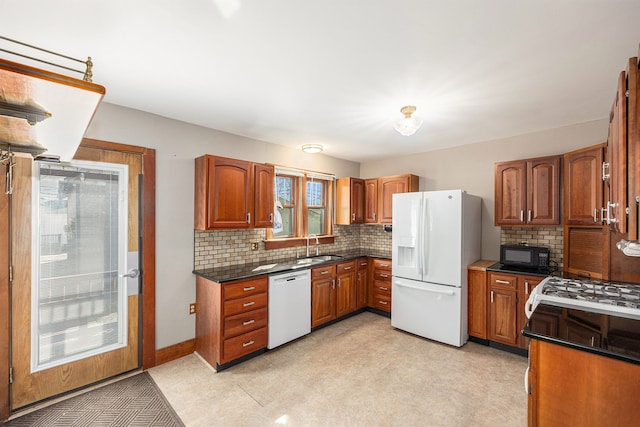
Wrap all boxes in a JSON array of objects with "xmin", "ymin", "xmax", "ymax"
[{"xmin": 296, "ymin": 254, "xmax": 344, "ymax": 264}]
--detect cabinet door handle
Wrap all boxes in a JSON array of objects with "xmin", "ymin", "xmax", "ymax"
[
  {"xmin": 379, "ymin": 301, "xmax": 388, "ymax": 305},
  {"xmin": 331, "ymin": 279, "xmax": 335, "ymax": 289},
  {"xmin": 496, "ymin": 279, "xmax": 510, "ymax": 285},
  {"xmin": 243, "ymin": 301, "xmax": 255, "ymax": 307},
  {"xmin": 337, "ymin": 278, "xmax": 341, "ymax": 288},
  {"xmin": 373, "ymin": 212, "xmax": 376, "ymax": 221},
  {"xmin": 343, "ymin": 266, "xmax": 352, "ymax": 270},
  {"xmin": 602, "ymin": 161, "xmax": 610, "ymax": 181},
  {"xmin": 527, "ymin": 210, "xmax": 532, "ymax": 222},
  {"xmin": 520, "ymin": 210, "xmax": 524, "ymax": 222},
  {"xmin": 320, "ymin": 271, "xmax": 329, "ymax": 275},
  {"xmin": 380, "ymin": 263, "xmax": 389, "ymax": 267},
  {"xmin": 352, "ymin": 213, "xmax": 355, "ymax": 221},
  {"xmin": 247, "ymin": 212, "xmax": 251, "ymax": 224},
  {"xmin": 243, "ymin": 286, "xmax": 255, "ymax": 292},
  {"xmin": 591, "ymin": 336, "xmax": 595, "ymax": 346},
  {"xmin": 593, "ymin": 208, "xmax": 599, "ymax": 223},
  {"xmin": 491, "ymin": 291, "xmax": 494, "ymax": 303},
  {"xmin": 379, "ymin": 286, "xmax": 388, "ymax": 291},
  {"xmin": 380, "ymin": 273, "xmax": 388, "ymax": 278},
  {"xmin": 525, "ymin": 281, "xmax": 529, "ymax": 295},
  {"xmin": 243, "ymin": 319, "xmax": 255, "ymax": 326},
  {"xmin": 269, "ymin": 213, "xmax": 273, "ymax": 223},
  {"xmin": 360, "ymin": 262, "xmax": 367, "ymax": 267},
  {"xmin": 242, "ymin": 340, "xmax": 255, "ymax": 348}
]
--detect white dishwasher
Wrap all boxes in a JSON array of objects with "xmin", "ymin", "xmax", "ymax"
[{"xmin": 268, "ymin": 269, "xmax": 311, "ymax": 349}]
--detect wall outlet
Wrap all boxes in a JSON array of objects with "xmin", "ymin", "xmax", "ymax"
[
  {"xmin": 189, "ymin": 303, "xmax": 196, "ymax": 315},
  {"xmin": 250, "ymin": 242, "xmax": 259, "ymax": 251}
]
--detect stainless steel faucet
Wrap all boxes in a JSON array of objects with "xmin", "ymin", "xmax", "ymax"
[{"xmin": 308, "ymin": 234, "xmax": 319, "ymax": 256}]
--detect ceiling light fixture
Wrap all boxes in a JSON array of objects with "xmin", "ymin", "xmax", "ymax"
[
  {"xmin": 394, "ymin": 105, "xmax": 423, "ymax": 136},
  {"xmin": 302, "ymin": 144, "xmax": 323, "ymax": 154}
]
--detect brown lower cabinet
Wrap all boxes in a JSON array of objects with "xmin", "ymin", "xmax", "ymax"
[
  {"xmin": 527, "ymin": 339, "xmax": 640, "ymax": 427},
  {"xmin": 369, "ymin": 258, "xmax": 392, "ymax": 312},
  {"xmin": 355, "ymin": 258, "xmax": 369, "ymax": 309},
  {"xmin": 485, "ymin": 271, "xmax": 542, "ymax": 349},
  {"xmin": 311, "ymin": 260, "xmax": 357, "ymax": 327},
  {"xmin": 195, "ymin": 276, "xmax": 268, "ymax": 370}
]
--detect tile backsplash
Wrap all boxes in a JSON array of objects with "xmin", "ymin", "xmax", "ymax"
[
  {"xmin": 194, "ymin": 224, "xmax": 392, "ymax": 270},
  {"xmin": 500, "ymin": 227, "xmax": 564, "ymax": 269}
]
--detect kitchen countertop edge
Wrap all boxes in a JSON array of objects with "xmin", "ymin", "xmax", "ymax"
[
  {"xmin": 522, "ymin": 303, "xmax": 640, "ymax": 366},
  {"xmin": 193, "ymin": 251, "xmax": 391, "ymax": 283}
]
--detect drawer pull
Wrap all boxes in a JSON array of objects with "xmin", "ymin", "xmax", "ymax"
[
  {"xmin": 360, "ymin": 262, "xmax": 367, "ymax": 267},
  {"xmin": 343, "ymin": 266, "xmax": 352, "ymax": 270},
  {"xmin": 379, "ymin": 301, "xmax": 388, "ymax": 305},
  {"xmin": 243, "ymin": 286, "xmax": 256, "ymax": 292},
  {"xmin": 243, "ymin": 301, "xmax": 255, "ymax": 307},
  {"xmin": 380, "ymin": 273, "xmax": 388, "ymax": 278},
  {"xmin": 495, "ymin": 279, "xmax": 511, "ymax": 285},
  {"xmin": 243, "ymin": 319, "xmax": 255, "ymax": 326},
  {"xmin": 242, "ymin": 340, "xmax": 255, "ymax": 348},
  {"xmin": 380, "ymin": 263, "xmax": 389, "ymax": 267},
  {"xmin": 379, "ymin": 286, "xmax": 388, "ymax": 291},
  {"xmin": 320, "ymin": 271, "xmax": 329, "ymax": 275}
]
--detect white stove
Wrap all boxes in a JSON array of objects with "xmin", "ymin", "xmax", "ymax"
[{"xmin": 525, "ymin": 276, "xmax": 640, "ymax": 320}]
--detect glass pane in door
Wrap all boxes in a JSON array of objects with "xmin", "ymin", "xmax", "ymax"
[{"xmin": 32, "ymin": 161, "xmax": 128, "ymax": 372}]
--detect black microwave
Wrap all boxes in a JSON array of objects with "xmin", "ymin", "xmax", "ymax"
[{"xmin": 500, "ymin": 244, "xmax": 550, "ymax": 269}]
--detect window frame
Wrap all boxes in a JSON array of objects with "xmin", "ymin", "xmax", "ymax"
[{"xmin": 265, "ymin": 168, "xmax": 335, "ymax": 250}]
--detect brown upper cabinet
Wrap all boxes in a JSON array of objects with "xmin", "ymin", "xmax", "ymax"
[
  {"xmin": 377, "ymin": 175, "xmax": 419, "ymax": 224},
  {"xmin": 364, "ymin": 178, "xmax": 379, "ymax": 223},
  {"xmin": 564, "ymin": 144, "xmax": 605, "ymax": 225},
  {"xmin": 337, "ymin": 174, "xmax": 418, "ymax": 225},
  {"xmin": 335, "ymin": 178, "xmax": 364, "ymax": 225},
  {"xmin": 195, "ymin": 155, "xmax": 274, "ymax": 230},
  {"xmin": 494, "ymin": 155, "xmax": 561, "ymax": 226}
]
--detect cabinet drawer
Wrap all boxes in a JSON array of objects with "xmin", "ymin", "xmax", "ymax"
[
  {"xmin": 488, "ymin": 273, "xmax": 517, "ymax": 289},
  {"xmin": 373, "ymin": 280, "xmax": 391, "ymax": 295},
  {"xmin": 224, "ymin": 292, "xmax": 268, "ymax": 317},
  {"xmin": 336, "ymin": 260, "xmax": 356, "ymax": 275},
  {"xmin": 312, "ymin": 264, "xmax": 335, "ymax": 279},
  {"xmin": 357, "ymin": 258, "xmax": 368, "ymax": 270},
  {"xmin": 222, "ymin": 327, "xmax": 268, "ymax": 363},
  {"xmin": 223, "ymin": 277, "xmax": 268, "ymax": 301},
  {"xmin": 372, "ymin": 293, "xmax": 391, "ymax": 311},
  {"xmin": 373, "ymin": 259, "xmax": 391, "ymax": 270},
  {"xmin": 374, "ymin": 269, "xmax": 391, "ymax": 281},
  {"xmin": 223, "ymin": 307, "xmax": 268, "ymax": 339}
]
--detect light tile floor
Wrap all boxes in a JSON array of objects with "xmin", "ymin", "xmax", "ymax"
[{"xmin": 149, "ymin": 312, "xmax": 528, "ymax": 427}]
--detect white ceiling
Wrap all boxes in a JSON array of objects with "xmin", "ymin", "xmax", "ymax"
[{"xmin": 2, "ymin": 0, "xmax": 640, "ymax": 162}]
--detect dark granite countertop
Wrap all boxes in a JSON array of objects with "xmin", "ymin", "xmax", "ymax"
[
  {"xmin": 522, "ymin": 302, "xmax": 640, "ymax": 365},
  {"xmin": 193, "ymin": 250, "xmax": 391, "ymax": 283},
  {"xmin": 487, "ymin": 261, "xmax": 562, "ymax": 278}
]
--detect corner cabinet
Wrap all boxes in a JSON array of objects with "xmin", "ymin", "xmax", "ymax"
[
  {"xmin": 494, "ymin": 156, "xmax": 561, "ymax": 226},
  {"xmin": 195, "ymin": 155, "xmax": 274, "ymax": 230}
]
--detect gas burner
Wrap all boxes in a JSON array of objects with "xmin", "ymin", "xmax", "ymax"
[{"xmin": 527, "ymin": 276, "xmax": 640, "ymax": 320}]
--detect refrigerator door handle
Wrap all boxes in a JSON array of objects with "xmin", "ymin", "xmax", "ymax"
[
  {"xmin": 394, "ymin": 280, "xmax": 456, "ymax": 296},
  {"xmin": 417, "ymin": 196, "xmax": 424, "ymax": 276}
]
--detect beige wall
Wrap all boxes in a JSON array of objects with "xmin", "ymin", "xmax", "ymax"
[
  {"xmin": 85, "ymin": 102, "xmax": 360, "ymax": 349},
  {"xmin": 360, "ymin": 119, "xmax": 609, "ymax": 260}
]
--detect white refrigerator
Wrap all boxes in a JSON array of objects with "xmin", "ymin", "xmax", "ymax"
[{"xmin": 391, "ymin": 190, "xmax": 481, "ymax": 347}]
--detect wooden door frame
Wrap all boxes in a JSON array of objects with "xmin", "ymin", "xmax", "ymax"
[{"xmin": 0, "ymin": 138, "xmax": 156, "ymax": 421}]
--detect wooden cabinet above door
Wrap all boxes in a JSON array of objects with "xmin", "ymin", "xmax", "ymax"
[
  {"xmin": 195, "ymin": 155, "xmax": 274, "ymax": 230},
  {"xmin": 494, "ymin": 155, "xmax": 561, "ymax": 226},
  {"xmin": 335, "ymin": 177, "xmax": 364, "ymax": 225}
]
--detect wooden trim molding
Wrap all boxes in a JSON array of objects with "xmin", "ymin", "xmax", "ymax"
[
  {"xmin": 79, "ymin": 138, "xmax": 157, "ymax": 369},
  {"xmin": 155, "ymin": 339, "xmax": 196, "ymax": 366},
  {"xmin": 0, "ymin": 170, "xmax": 9, "ymax": 420}
]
